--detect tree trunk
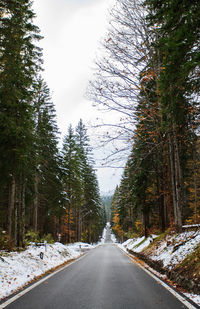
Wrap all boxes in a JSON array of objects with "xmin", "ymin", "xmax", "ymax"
[
  {"xmin": 193, "ymin": 152, "xmax": 198, "ymax": 223},
  {"xmin": 78, "ymin": 209, "xmax": 81, "ymax": 241},
  {"xmin": 67, "ymin": 204, "xmax": 71, "ymax": 243},
  {"xmin": 20, "ymin": 182, "xmax": 26, "ymax": 247},
  {"xmin": 33, "ymin": 174, "xmax": 39, "ymax": 232},
  {"xmin": 16, "ymin": 179, "xmax": 21, "ymax": 247},
  {"xmin": 168, "ymin": 131, "xmax": 182, "ymax": 232},
  {"xmin": 14, "ymin": 175, "xmax": 26, "ymax": 247},
  {"xmin": 8, "ymin": 176, "xmax": 15, "ymax": 240},
  {"xmin": 143, "ymin": 201, "xmax": 149, "ymax": 237},
  {"xmin": 157, "ymin": 169, "xmax": 166, "ymax": 232},
  {"xmin": 173, "ymin": 129, "xmax": 182, "ymax": 232}
]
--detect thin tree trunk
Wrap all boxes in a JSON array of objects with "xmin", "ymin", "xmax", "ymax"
[
  {"xmin": 21, "ymin": 182, "xmax": 26, "ymax": 247},
  {"xmin": 143, "ymin": 201, "xmax": 149, "ymax": 237},
  {"xmin": 8, "ymin": 176, "xmax": 15, "ymax": 240},
  {"xmin": 168, "ymin": 133, "xmax": 178, "ymax": 228},
  {"xmin": 33, "ymin": 174, "xmax": 39, "ymax": 232},
  {"xmin": 15, "ymin": 200, "xmax": 18, "ymax": 247},
  {"xmin": 78, "ymin": 209, "xmax": 81, "ymax": 241},
  {"xmin": 193, "ymin": 152, "xmax": 198, "ymax": 223},
  {"xmin": 173, "ymin": 129, "xmax": 182, "ymax": 231},
  {"xmin": 168, "ymin": 130, "xmax": 182, "ymax": 232},
  {"xmin": 14, "ymin": 175, "xmax": 26, "ymax": 248},
  {"xmin": 157, "ymin": 168, "xmax": 165, "ymax": 232},
  {"xmin": 67, "ymin": 205, "xmax": 71, "ymax": 243},
  {"xmin": 16, "ymin": 179, "xmax": 21, "ymax": 247}
]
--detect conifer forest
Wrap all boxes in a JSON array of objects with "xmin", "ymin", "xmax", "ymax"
[
  {"xmin": 0, "ymin": 0, "xmax": 200, "ymax": 249},
  {"xmin": 0, "ymin": 0, "xmax": 105, "ymax": 248},
  {"xmin": 88, "ymin": 0, "xmax": 200, "ymax": 238}
]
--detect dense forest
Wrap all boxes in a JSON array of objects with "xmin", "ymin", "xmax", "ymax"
[
  {"xmin": 0, "ymin": 0, "xmax": 200, "ymax": 248},
  {"xmin": 101, "ymin": 195, "xmax": 113, "ymax": 222},
  {"xmin": 89, "ymin": 0, "xmax": 200, "ymax": 239},
  {"xmin": 0, "ymin": 0, "xmax": 105, "ymax": 248}
]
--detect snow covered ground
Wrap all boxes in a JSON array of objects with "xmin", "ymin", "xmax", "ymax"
[
  {"xmin": 118, "ymin": 235, "xmax": 157, "ymax": 253},
  {"xmin": 100, "ymin": 226, "xmax": 107, "ymax": 244},
  {"xmin": 1, "ymin": 226, "xmax": 199, "ymax": 306},
  {"xmin": 118, "ymin": 231, "xmax": 200, "ymax": 306},
  {"xmin": 0, "ymin": 223, "xmax": 117, "ymax": 301},
  {"xmin": 0, "ymin": 242, "xmax": 96, "ymax": 300},
  {"xmin": 100, "ymin": 222, "xmax": 117, "ymax": 243},
  {"xmin": 150, "ymin": 231, "xmax": 200, "ymax": 269}
]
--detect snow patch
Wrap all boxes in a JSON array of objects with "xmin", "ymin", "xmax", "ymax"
[
  {"xmin": 100, "ymin": 227, "xmax": 107, "ymax": 244},
  {"xmin": 118, "ymin": 231, "xmax": 200, "ymax": 307},
  {"xmin": 0, "ymin": 242, "xmax": 95, "ymax": 300},
  {"xmin": 150, "ymin": 231, "xmax": 200, "ymax": 269}
]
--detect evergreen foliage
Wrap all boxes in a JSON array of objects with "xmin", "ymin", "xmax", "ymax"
[
  {"xmin": 61, "ymin": 120, "xmax": 105, "ymax": 243},
  {"xmin": 0, "ymin": 0, "xmax": 42, "ymax": 246},
  {"xmin": 89, "ymin": 0, "xmax": 200, "ymax": 238},
  {"xmin": 0, "ymin": 2, "xmax": 104, "ymax": 247},
  {"xmin": 1, "ymin": 0, "xmax": 199, "ymax": 247}
]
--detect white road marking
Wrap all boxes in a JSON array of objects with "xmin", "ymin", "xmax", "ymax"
[
  {"xmin": 119, "ymin": 247, "xmax": 197, "ymax": 309},
  {"xmin": 0, "ymin": 253, "xmax": 87, "ymax": 308},
  {"xmin": 1, "ymin": 245, "xmax": 197, "ymax": 309}
]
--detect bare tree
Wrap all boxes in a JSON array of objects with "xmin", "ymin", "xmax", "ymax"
[{"xmin": 87, "ymin": 0, "xmax": 154, "ymax": 166}]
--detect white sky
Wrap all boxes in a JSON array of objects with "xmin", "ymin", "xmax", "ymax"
[{"xmin": 32, "ymin": 0, "xmax": 123, "ymax": 194}]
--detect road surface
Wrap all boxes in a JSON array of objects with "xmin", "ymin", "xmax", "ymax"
[{"xmin": 1, "ymin": 227, "xmax": 195, "ymax": 309}]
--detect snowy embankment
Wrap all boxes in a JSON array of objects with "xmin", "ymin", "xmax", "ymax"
[
  {"xmin": 0, "ymin": 223, "xmax": 116, "ymax": 301},
  {"xmin": 100, "ymin": 226, "xmax": 107, "ymax": 244},
  {"xmin": 149, "ymin": 231, "xmax": 200, "ymax": 269},
  {"xmin": 118, "ymin": 230, "xmax": 200, "ymax": 306},
  {"xmin": 118, "ymin": 235, "xmax": 157, "ymax": 253},
  {"xmin": 119, "ymin": 230, "xmax": 200, "ymax": 270},
  {"xmin": 0, "ymin": 242, "xmax": 95, "ymax": 300}
]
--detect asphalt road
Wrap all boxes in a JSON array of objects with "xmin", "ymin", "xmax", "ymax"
[{"xmin": 1, "ymin": 228, "xmax": 194, "ymax": 309}]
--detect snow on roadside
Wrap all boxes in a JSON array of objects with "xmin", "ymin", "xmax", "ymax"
[
  {"xmin": 100, "ymin": 222, "xmax": 117, "ymax": 243},
  {"xmin": 118, "ymin": 231, "xmax": 200, "ymax": 306},
  {"xmin": 118, "ymin": 231, "xmax": 200, "ymax": 267},
  {"xmin": 184, "ymin": 293, "xmax": 200, "ymax": 306},
  {"xmin": 150, "ymin": 231, "xmax": 200, "ymax": 269},
  {"xmin": 100, "ymin": 227, "xmax": 107, "ymax": 244},
  {"xmin": 111, "ymin": 232, "xmax": 117, "ymax": 243},
  {"xmin": 119, "ymin": 235, "xmax": 157, "ymax": 253},
  {"xmin": 0, "ymin": 242, "xmax": 95, "ymax": 300}
]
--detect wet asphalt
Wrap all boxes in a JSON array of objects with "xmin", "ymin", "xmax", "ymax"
[{"xmin": 2, "ymin": 226, "xmax": 191, "ymax": 309}]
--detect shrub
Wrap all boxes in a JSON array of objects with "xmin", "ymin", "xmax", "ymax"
[
  {"xmin": 0, "ymin": 229, "xmax": 13, "ymax": 251},
  {"xmin": 24, "ymin": 230, "xmax": 40, "ymax": 245},
  {"xmin": 41, "ymin": 233, "xmax": 54, "ymax": 244}
]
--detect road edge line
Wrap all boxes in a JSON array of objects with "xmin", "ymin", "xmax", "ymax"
[
  {"xmin": 0, "ymin": 252, "xmax": 88, "ymax": 308},
  {"xmin": 118, "ymin": 246, "xmax": 198, "ymax": 309}
]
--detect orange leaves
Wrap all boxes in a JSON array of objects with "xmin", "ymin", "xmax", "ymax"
[
  {"xmin": 141, "ymin": 69, "xmax": 156, "ymax": 84},
  {"xmin": 112, "ymin": 213, "xmax": 124, "ymax": 237}
]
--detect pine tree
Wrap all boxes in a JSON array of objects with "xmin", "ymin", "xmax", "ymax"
[
  {"xmin": 145, "ymin": 0, "xmax": 200, "ymax": 231},
  {"xmin": 81, "ymin": 163, "xmax": 102, "ymax": 243},
  {"xmin": 0, "ymin": 0, "xmax": 42, "ymax": 245},
  {"xmin": 62, "ymin": 125, "xmax": 83, "ymax": 242},
  {"xmin": 75, "ymin": 120, "xmax": 102, "ymax": 243},
  {"xmin": 29, "ymin": 77, "xmax": 64, "ymax": 238}
]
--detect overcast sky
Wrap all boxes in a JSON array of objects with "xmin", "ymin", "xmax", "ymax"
[{"xmin": 32, "ymin": 0, "xmax": 123, "ymax": 194}]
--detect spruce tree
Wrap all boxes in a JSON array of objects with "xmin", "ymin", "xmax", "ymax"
[
  {"xmin": 62, "ymin": 125, "xmax": 83, "ymax": 242},
  {"xmin": 75, "ymin": 120, "xmax": 102, "ymax": 242},
  {"xmin": 0, "ymin": 0, "xmax": 42, "ymax": 245},
  {"xmin": 30, "ymin": 77, "xmax": 64, "ymax": 237},
  {"xmin": 145, "ymin": 0, "xmax": 200, "ymax": 231}
]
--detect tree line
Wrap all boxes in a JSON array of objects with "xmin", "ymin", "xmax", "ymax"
[
  {"xmin": 0, "ymin": 0, "xmax": 105, "ymax": 248},
  {"xmin": 89, "ymin": 0, "xmax": 200, "ymax": 238}
]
